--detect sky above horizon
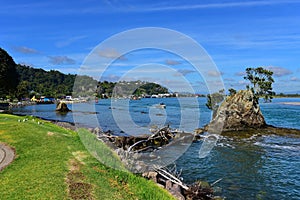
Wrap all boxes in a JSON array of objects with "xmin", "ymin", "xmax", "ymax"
[{"xmin": 1, "ymin": 0, "xmax": 300, "ymax": 93}]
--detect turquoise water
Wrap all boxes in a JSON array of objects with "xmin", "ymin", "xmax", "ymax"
[{"xmin": 12, "ymin": 97, "xmax": 300, "ymax": 199}]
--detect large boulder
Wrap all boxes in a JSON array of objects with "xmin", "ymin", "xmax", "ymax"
[
  {"xmin": 56, "ymin": 102, "xmax": 71, "ymax": 112},
  {"xmin": 206, "ymin": 89, "xmax": 266, "ymax": 132}
]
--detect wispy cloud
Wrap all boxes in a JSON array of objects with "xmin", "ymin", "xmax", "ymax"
[
  {"xmin": 13, "ymin": 46, "xmax": 39, "ymax": 54},
  {"xmin": 165, "ymin": 59, "xmax": 181, "ymax": 66},
  {"xmin": 99, "ymin": 74, "xmax": 121, "ymax": 82},
  {"xmin": 207, "ymin": 70, "xmax": 224, "ymax": 77},
  {"xmin": 235, "ymin": 71, "xmax": 246, "ymax": 76},
  {"xmin": 290, "ymin": 76, "xmax": 300, "ymax": 82},
  {"xmin": 56, "ymin": 35, "xmax": 87, "ymax": 48},
  {"xmin": 48, "ymin": 56, "xmax": 76, "ymax": 65},
  {"xmin": 19, "ymin": 62, "xmax": 35, "ymax": 67},
  {"xmin": 267, "ymin": 66, "xmax": 292, "ymax": 77},
  {"xmin": 138, "ymin": 0, "xmax": 300, "ymax": 12},
  {"xmin": 174, "ymin": 69, "xmax": 196, "ymax": 76},
  {"xmin": 224, "ymin": 78, "xmax": 235, "ymax": 82},
  {"xmin": 98, "ymin": 48, "xmax": 127, "ymax": 60},
  {"xmin": 3, "ymin": 0, "xmax": 299, "ymax": 16}
]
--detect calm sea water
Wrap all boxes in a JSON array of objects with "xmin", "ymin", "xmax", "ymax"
[{"xmin": 12, "ymin": 97, "xmax": 300, "ymax": 199}]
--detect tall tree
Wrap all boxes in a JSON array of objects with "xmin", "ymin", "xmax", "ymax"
[
  {"xmin": 244, "ymin": 67, "xmax": 275, "ymax": 103},
  {"xmin": 0, "ymin": 48, "xmax": 19, "ymax": 99}
]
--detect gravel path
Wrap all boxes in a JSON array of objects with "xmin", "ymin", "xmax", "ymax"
[{"xmin": 0, "ymin": 143, "xmax": 15, "ymax": 171}]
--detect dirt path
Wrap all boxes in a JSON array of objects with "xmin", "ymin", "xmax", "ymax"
[{"xmin": 0, "ymin": 143, "xmax": 15, "ymax": 171}]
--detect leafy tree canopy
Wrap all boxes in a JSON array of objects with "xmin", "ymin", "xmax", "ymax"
[{"xmin": 244, "ymin": 67, "xmax": 275, "ymax": 103}]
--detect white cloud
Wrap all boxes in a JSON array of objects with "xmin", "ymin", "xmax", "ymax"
[
  {"xmin": 174, "ymin": 69, "xmax": 196, "ymax": 76},
  {"xmin": 138, "ymin": 0, "xmax": 300, "ymax": 12},
  {"xmin": 238, "ymin": 80, "xmax": 248, "ymax": 85},
  {"xmin": 290, "ymin": 76, "xmax": 300, "ymax": 82},
  {"xmin": 19, "ymin": 62, "xmax": 35, "ymax": 67},
  {"xmin": 98, "ymin": 48, "xmax": 127, "ymax": 60},
  {"xmin": 48, "ymin": 56, "xmax": 76, "ymax": 65},
  {"xmin": 224, "ymin": 78, "xmax": 235, "ymax": 82},
  {"xmin": 235, "ymin": 71, "xmax": 246, "ymax": 76},
  {"xmin": 207, "ymin": 70, "xmax": 224, "ymax": 77},
  {"xmin": 165, "ymin": 59, "xmax": 181, "ymax": 66},
  {"xmin": 56, "ymin": 35, "xmax": 87, "ymax": 48},
  {"xmin": 99, "ymin": 74, "xmax": 121, "ymax": 82},
  {"xmin": 267, "ymin": 66, "xmax": 292, "ymax": 77},
  {"xmin": 13, "ymin": 46, "xmax": 39, "ymax": 54}
]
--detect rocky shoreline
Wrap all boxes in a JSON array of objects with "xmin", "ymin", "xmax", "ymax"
[
  {"xmin": 45, "ymin": 120, "xmax": 218, "ymax": 200},
  {"xmin": 7, "ymin": 112, "xmax": 300, "ymax": 200},
  {"xmin": 88, "ymin": 126, "xmax": 219, "ymax": 200}
]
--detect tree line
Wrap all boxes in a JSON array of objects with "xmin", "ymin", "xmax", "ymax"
[{"xmin": 0, "ymin": 48, "xmax": 168, "ymax": 100}]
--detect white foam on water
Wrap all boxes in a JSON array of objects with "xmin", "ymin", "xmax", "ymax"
[
  {"xmin": 254, "ymin": 141, "xmax": 300, "ymax": 151},
  {"xmin": 198, "ymin": 134, "xmax": 221, "ymax": 158}
]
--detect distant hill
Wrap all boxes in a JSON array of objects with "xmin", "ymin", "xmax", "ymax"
[
  {"xmin": 16, "ymin": 64, "xmax": 78, "ymax": 98},
  {"xmin": 0, "ymin": 48, "xmax": 169, "ymax": 100},
  {"xmin": 95, "ymin": 81, "xmax": 169, "ymax": 98}
]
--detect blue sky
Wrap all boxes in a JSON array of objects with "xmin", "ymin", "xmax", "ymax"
[{"xmin": 1, "ymin": 0, "xmax": 300, "ymax": 93}]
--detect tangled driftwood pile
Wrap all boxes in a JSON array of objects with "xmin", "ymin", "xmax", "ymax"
[
  {"xmin": 103, "ymin": 126, "xmax": 175, "ymax": 152},
  {"xmin": 91, "ymin": 126, "xmax": 220, "ymax": 200}
]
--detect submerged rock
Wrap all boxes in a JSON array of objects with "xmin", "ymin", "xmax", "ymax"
[{"xmin": 206, "ymin": 89, "xmax": 266, "ymax": 133}]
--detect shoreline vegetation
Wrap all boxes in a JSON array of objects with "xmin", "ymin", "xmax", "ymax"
[
  {"xmin": 1, "ymin": 112, "xmax": 220, "ymax": 199},
  {"xmin": 0, "ymin": 114, "xmax": 176, "ymax": 200}
]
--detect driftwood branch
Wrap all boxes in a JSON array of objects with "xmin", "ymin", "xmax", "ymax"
[
  {"xmin": 127, "ymin": 139, "xmax": 148, "ymax": 152},
  {"xmin": 154, "ymin": 166, "xmax": 189, "ymax": 190},
  {"xmin": 211, "ymin": 178, "xmax": 222, "ymax": 186},
  {"xmin": 126, "ymin": 127, "xmax": 173, "ymax": 152}
]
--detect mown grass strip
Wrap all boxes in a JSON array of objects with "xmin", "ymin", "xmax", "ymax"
[{"xmin": 0, "ymin": 114, "xmax": 174, "ymax": 200}]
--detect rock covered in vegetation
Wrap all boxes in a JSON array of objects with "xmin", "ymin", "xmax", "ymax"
[
  {"xmin": 206, "ymin": 89, "xmax": 266, "ymax": 132},
  {"xmin": 56, "ymin": 102, "xmax": 71, "ymax": 112}
]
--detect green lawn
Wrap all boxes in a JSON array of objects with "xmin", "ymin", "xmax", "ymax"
[{"xmin": 0, "ymin": 114, "xmax": 174, "ymax": 200}]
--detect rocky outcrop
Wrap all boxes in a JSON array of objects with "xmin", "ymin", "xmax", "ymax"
[
  {"xmin": 206, "ymin": 90, "xmax": 266, "ymax": 133},
  {"xmin": 56, "ymin": 102, "xmax": 71, "ymax": 112},
  {"xmin": 142, "ymin": 170, "xmax": 214, "ymax": 200}
]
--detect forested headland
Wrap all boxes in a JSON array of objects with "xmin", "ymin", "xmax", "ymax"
[{"xmin": 0, "ymin": 48, "xmax": 169, "ymax": 101}]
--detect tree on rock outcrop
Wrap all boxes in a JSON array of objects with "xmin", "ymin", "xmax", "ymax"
[
  {"xmin": 205, "ymin": 89, "xmax": 267, "ymax": 132},
  {"xmin": 244, "ymin": 67, "xmax": 275, "ymax": 103},
  {"xmin": 205, "ymin": 67, "xmax": 275, "ymax": 132}
]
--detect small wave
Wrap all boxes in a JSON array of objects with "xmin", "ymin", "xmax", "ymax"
[
  {"xmin": 254, "ymin": 142, "xmax": 300, "ymax": 151},
  {"xmin": 202, "ymin": 133, "xmax": 223, "ymax": 140},
  {"xmin": 198, "ymin": 134, "xmax": 221, "ymax": 158},
  {"xmin": 216, "ymin": 142, "xmax": 236, "ymax": 149}
]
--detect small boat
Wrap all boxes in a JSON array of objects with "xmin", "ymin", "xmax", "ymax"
[{"xmin": 156, "ymin": 103, "xmax": 166, "ymax": 109}]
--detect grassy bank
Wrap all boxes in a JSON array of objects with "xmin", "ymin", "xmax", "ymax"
[{"xmin": 0, "ymin": 114, "xmax": 174, "ymax": 200}]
